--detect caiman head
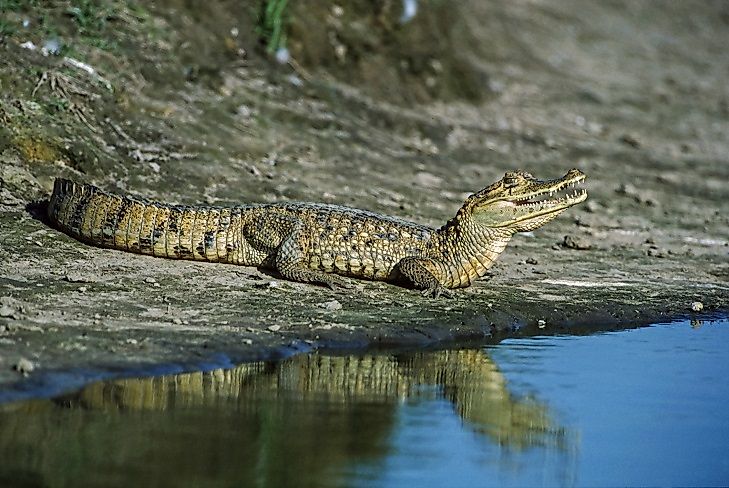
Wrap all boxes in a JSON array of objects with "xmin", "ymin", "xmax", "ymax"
[{"xmin": 458, "ymin": 168, "xmax": 587, "ymax": 232}]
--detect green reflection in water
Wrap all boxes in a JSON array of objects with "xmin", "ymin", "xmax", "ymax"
[{"xmin": 0, "ymin": 350, "xmax": 572, "ymax": 487}]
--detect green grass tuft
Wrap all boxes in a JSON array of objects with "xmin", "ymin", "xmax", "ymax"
[{"xmin": 258, "ymin": 0, "xmax": 289, "ymax": 54}]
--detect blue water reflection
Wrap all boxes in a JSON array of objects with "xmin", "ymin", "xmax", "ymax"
[
  {"xmin": 0, "ymin": 319, "xmax": 726, "ymax": 487},
  {"xmin": 487, "ymin": 319, "xmax": 729, "ymax": 487}
]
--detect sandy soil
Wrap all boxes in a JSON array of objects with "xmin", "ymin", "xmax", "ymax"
[{"xmin": 0, "ymin": 0, "xmax": 727, "ymax": 399}]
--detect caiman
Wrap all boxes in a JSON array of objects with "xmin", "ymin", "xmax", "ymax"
[{"xmin": 48, "ymin": 169, "xmax": 587, "ymax": 297}]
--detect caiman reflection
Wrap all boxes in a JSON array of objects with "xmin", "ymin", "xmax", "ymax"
[{"xmin": 0, "ymin": 350, "xmax": 572, "ymax": 487}]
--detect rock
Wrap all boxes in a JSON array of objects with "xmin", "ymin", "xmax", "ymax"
[
  {"xmin": 64, "ymin": 273, "xmax": 96, "ymax": 283},
  {"xmin": 537, "ymin": 319, "xmax": 546, "ymax": 329},
  {"xmin": 255, "ymin": 281, "xmax": 280, "ymax": 289},
  {"xmin": 525, "ymin": 257, "xmax": 538, "ymax": 265},
  {"xmin": 647, "ymin": 247, "xmax": 668, "ymax": 258},
  {"xmin": 318, "ymin": 299, "xmax": 343, "ymax": 311},
  {"xmin": 0, "ymin": 297, "xmax": 23, "ymax": 320},
  {"xmin": 562, "ymin": 235, "xmax": 592, "ymax": 250},
  {"xmin": 267, "ymin": 325, "xmax": 282, "ymax": 332},
  {"xmin": 242, "ymin": 338, "xmax": 253, "ymax": 345},
  {"xmin": 691, "ymin": 301, "xmax": 704, "ymax": 312},
  {"xmin": 0, "ymin": 305, "xmax": 18, "ymax": 319},
  {"xmin": 0, "ymin": 296, "xmax": 20, "ymax": 307},
  {"xmin": 13, "ymin": 357, "xmax": 35, "ymax": 375}
]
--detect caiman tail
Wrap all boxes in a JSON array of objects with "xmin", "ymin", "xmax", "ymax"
[{"xmin": 48, "ymin": 178, "xmax": 243, "ymax": 262}]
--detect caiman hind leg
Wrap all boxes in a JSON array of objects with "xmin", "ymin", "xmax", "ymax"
[
  {"xmin": 274, "ymin": 225, "xmax": 354, "ymax": 291},
  {"xmin": 396, "ymin": 256, "xmax": 453, "ymax": 299}
]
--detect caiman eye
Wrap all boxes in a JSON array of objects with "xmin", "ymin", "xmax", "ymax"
[{"xmin": 503, "ymin": 173, "xmax": 519, "ymax": 188}]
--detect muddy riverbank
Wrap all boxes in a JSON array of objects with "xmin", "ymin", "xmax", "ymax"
[{"xmin": 1, "ymin": 0, "xmax": 727, "ymax": 396}]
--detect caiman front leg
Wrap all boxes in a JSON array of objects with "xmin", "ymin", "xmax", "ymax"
[
  {"xmin": 396, "ymin": 256, "xmax": 453, "ymax": 299},
  {"xmin": 274, "ymin": 224, "xmax": 354, "ymax": 291}
]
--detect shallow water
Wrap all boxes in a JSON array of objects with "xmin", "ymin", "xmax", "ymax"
[{"xmin": 1, "ymin": 319, "xmax": 727, "ymax": 487}]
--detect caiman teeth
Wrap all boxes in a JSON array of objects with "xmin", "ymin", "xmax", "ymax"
[{"xmin": 512, "ymin": 177, "xmax": 586, "ymax": 206}]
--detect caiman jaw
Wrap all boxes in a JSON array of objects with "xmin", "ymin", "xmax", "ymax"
[{"xmin": 472, "ymin": 169, "xmax": 588, "ymax": 228}]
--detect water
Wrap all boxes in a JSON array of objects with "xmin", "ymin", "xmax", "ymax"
[{"xmin": 1, "ymin": 319, "xmax": 727, "ymax": 487}]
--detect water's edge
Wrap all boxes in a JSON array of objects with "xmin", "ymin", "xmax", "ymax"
[{"xmin": 2, "ymin": 311, "xmax": 724, "ymax": 405}]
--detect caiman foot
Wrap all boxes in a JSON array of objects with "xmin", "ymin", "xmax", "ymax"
[
  {"xmin": 276, "ymin": 264, "xmax": 355, "ymax": 292},
  {"xmin": 322, "ymin": 275, "xmax": 356, "ymax": 292},
  {"xmin": 420, "ymin": 284, "xmax": 453, "ymax": 299},
  {"xmin": 396, "ymin": 257, "xmax": 452, "ymax": 299}
]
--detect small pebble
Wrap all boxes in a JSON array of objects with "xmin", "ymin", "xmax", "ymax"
[
  {"xmin": 691, "ymin": 301, "xmax": 704, "ymax": 312},
  {"xmin": 267, "ymin": 325, "xmax": 282, "ymax": 332},
  {"xmin": 41, "ymin": 38, "xmax": 61, "ymax": 56},
  {"xmin": 64, "ymin": 273, "xmax": 93, "ymax": 283},
  {"xmin": 537, "ymin": 319, "xmax": 546, "ymax": 329},
  {"xmin": 318, "ymin": 299, "xmax": 342, "ymax": 311},
  {"xmin": 0, "ymin": 305, "xmax": 17, "ymax": 319},
  {"xmin": 256, "ymin": 281, "xmax": 280, "ymax": 289},
  {"xmin": 14, "ymin": 357, "xmax": 35, "ymax": 375},
  {"xmin": 562, "ymin": 235, "xmax": 592, "ymax": 250},
  {"xmin": 647, "ymin": 248, "xmax": 668, "ymax": 258},
  {"xmin": 242, "ymin": 339, "xmax": 253, "ymax": 345},
  {"xmin": 274, "ymin": 47, "xmax": 290, "ymax": 64},
  {"xmin": 526, "ymin": 257, "xmax": 538, "ymax": 265},
  {"xmin": 144, "ymin": 277, "xmax": 157, "ymax": 284}
]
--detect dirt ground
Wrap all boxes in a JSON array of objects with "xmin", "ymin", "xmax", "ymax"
[{"xmin": 0, "ymin": 0, "xmax": 727, "ymax": 399}]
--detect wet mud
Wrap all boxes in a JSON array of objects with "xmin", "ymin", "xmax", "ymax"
[{"xmin": 0, "ymin": 0, "xmax": 727, "ymax": 396}]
